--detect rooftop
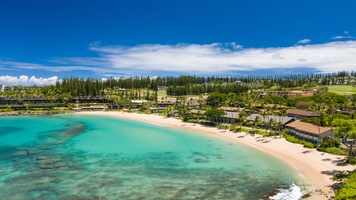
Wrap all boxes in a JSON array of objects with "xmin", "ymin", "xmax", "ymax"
[
  {"xmin": 246, "ymin": 114, "xmax": 295, "ymax": 124},
  {"xmin": 287, "ymin": 109, "xmax": 320, "ymax": 117},
  {"xmin": 285, "ymin": 121, "xmax": 332, "ymax": 135}
]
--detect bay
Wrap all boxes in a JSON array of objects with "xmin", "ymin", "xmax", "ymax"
[{"xmin": 0, "ymin": 114, "xmax": 303, "ymax": 199}]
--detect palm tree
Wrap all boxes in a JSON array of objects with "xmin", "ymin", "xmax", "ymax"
[
  {"xmin": 309, "ymin": 101, "xmax": 322, "ymax": 135},
  {"xmin": 278, "ymin": 107, "xmax": 288, "ymax": 132},
  {"xmin": 237, "ymin": 111, "xmax": 247, "ymax": 129},
  {"xmin": 252, "ymin": 116, "xmax": 262, "ymax": 134},
  {"xmin": 163, "ymin": 105, "xmax": 174, "ymax": 117}
]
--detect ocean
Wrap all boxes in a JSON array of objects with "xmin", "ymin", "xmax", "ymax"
[{"xmin": 0, "ymin": 114, "xmax": 304, "ymax": 199}]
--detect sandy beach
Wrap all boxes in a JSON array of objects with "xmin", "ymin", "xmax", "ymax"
[{"xmin": 75, "ymin": 111, "xmax": 355, "ymax": 199}]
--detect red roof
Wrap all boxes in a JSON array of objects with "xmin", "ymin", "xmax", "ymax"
[
  {"xmin": 287, "ymin": 109, "xmax": 320, "ymax": 117},
  {"xmin": 285, "ymin": 121, "xmax": 332, "ymax": 135}
]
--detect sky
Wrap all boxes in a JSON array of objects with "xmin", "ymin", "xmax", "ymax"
[{"xmin": 0, "ymin": 0, "xmax": 356, "ymax": 85}]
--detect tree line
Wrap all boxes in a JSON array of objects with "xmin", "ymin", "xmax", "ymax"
[
  {"xmin": 166, "ymin": 83, "xmax": 249, "ymax": 96},
  {"xmin": 53, "ymin": 70, "xmax": 355, "ymax": 97}
]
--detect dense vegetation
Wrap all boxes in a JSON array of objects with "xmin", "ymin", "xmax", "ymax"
[{"xmin": 335, "ymin": 171, "xmax": 356, "ymax": 200}]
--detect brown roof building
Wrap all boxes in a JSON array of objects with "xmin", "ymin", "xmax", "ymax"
[
  {"xmin": 287, "ymin": 109, "xmax": 320, "ymax": 118},
  {"xmin": 285, "ymin": 121, "xmax": 334, "ymax": 144}
]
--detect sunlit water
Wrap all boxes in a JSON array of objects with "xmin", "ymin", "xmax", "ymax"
[{"xmin": 0, "ymin": 114, "xmax": 305, "ymax": 199}]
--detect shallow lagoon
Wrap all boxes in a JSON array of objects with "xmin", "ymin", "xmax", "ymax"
[{"xmin": 0, "ymin": 115, "xmax": 303, "ymax": 199}]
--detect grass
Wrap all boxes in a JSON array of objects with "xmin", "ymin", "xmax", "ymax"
[
  {"xmin": 157, "ymin": 90, "xmax": 167, "ymax": 97},
  {"xmin": 328, "ymin": 85, "xmax": 356, "ymax": 95},
  {"xmin": 317, "ymin": 147, "xmax": 348, "ymax": 156}
]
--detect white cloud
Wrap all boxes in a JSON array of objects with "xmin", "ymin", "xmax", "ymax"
[
  {"xmin": 86, "ymin": 41, "xmax": 356, "ymax": 75},
  {"xmin": 0, "ymin": 75, "xmax": 58, "ymax": 86},
  {"xmin": 331, "ymin": 35, "xmax": 355, "ymax": 40},
  {"xmin": 331, "ymin": 31, "xmax": 355, "ymax": 40},
  {"xmin": 1, "ymin": 41, "xmax": 356, "ymax": 77},
  {"xmin": 296, "ymin": 39, "xmax": 311, "ymax": 45}
]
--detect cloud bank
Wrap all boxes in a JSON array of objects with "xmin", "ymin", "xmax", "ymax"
[
  {"xmin": 86, "ymin": 41, "xmax": 356, "ymax": 75},
  {"xmin": 0, "ymin": 75, "xmax": 58, "ymax": 86},
  {"xmin": 1, "ymin": 40, "xmax": 356, "ymax": 85}
]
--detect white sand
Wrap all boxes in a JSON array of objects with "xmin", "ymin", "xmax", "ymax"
[{"xmin": 75, "ymin": 111, "xmax": 355, "ymax": 199}]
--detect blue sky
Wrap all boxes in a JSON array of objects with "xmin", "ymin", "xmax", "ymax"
[{"xmin": 0, "ymin": 0, "xmax": 355, "ymax": 85}]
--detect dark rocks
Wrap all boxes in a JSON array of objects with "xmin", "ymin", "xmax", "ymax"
[
  {"xmin": 5, "ymin": 171, "xmax": 56, "ymax": 183},
  {"xmin": 59, "ymin": 195, "xmax": 101, "ymax": 200},
  {"xmin": 36, "ymin": 157, "xmax": 65, "ymax": 169},
  {"xmin": 37, "ymin": 158, "xmax": 63, "ymax": 165},
  {"xmin": 38, "ymin": 163, "xmax": 65, "ymax": 169},
  {"xmin": 36, "ymin": 156, "xmax": 49, "ymax": 160}
]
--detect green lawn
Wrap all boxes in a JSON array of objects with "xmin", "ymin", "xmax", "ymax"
[
  {"xmin": 328, "ymin": 85, "xmax": 356, "ymax": 95},
  {"xmin": 157, "ymin": 90, "xmax": 167, "ymax": 97}
]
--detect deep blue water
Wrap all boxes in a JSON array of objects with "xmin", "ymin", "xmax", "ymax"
[{"xmin": 0, "ymin": 114, "xmax": 304, "ymax": 199}]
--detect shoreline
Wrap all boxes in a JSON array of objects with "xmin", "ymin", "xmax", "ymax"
[{"xmin": 74, "ymin": 111, "xmax": 355, "ymax": 199}]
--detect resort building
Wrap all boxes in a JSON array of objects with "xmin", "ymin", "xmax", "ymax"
[
  {"xmin": 75, "ymin": 106, "xmax": 107, "ymax": 111},
  {"xmin": 285, "ymin": 121, "xmax": 334, "ymax": 144},
  {"xmin": 251, "ymin": 104, "xmax": 286, "ymax": 109},
  {"xmin": 0, "ymin": 84, "xmax": 11, "ymax": 92},
  {"xmin": 220, "ymin": 106, "xmax": 245, "ymax": 112},
  {"xmin": 150, "ymin": 107, "xmax": 165, "ymax": 113},
  {"xmin": 215, "ymin": 111, "xmax": 239, "ymax": 124},
  {"xmin": 287, "ymin": 109, "xmax": 320, "ymax": 118},
  {"xmin": 190, "ymin": 109, "xmax": 206, "ymax": 115},
  {"xmin": 157, "ymin": 102, "xmax": 174, "ymax": 107},
  {"xmin": 246, "ymin": 114, "xmax": 295, "ymax": 129},
  {"xmin": 0, "ymin": 97, "xmax": 53, "ymax": 105},
  {"xmin": 73, "ymin": 96, "xmax": 109, "ymax": 104}
]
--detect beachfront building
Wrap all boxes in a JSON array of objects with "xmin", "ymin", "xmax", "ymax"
[
  {"xmin": 157, "ymin": 102, "xmax": 174, "ymax": 108},
  {"xmin": 0, "ymin": 96, "xmax": 56, "ymax": 110},
  {"xmin": 285, "ymin": 121, "xmax": 334, "ymax": 144},
  {"xmin": 130, "ymin": 100, "xmax": 148, "ymax": 109},
  {"xmin": 75, "ymin": 106, "xmax": 107, "ymax": 111},
  {"xmin": 287, "ymin": 109, "xmax": 320, "ymax": 119},
  {"xmin": 246, "ymin": 114, "xmax": 295, "ymax": 130},
  {"xmin": 193, "ymin": 109, "xmax": 239, "ymax": 124},
  {"xmin": 220, "ymin": 106, "xmax": 245, "ymax": 112},
  {"xmin": 215, "ymin": 111, "xmax": 239, "ymax": 124},
  {"xmin": 72, "ymin": 96, "xmax": 108, "ymax": 104},
  {"xmin": 149, "ymin": 107, "xmax": 165, "ymax": 113}
]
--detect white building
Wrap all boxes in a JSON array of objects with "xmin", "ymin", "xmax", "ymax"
[{"xmin": 0, "ymin": 84, "xmax": 11, "ymax": 92}]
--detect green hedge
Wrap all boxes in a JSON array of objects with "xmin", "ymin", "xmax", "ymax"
[
  {"xmin": 317, "ymin": 147, "xmax": 348, "ymax": 156},
  {"xmin": 284, "ymin": 134, "xmax": 303, "ymax": 144},
  {"xmin": 303, "ymin": 142, "xmax": 315, "ymax": 149},
  {"xmin": 283, "ymin": 134, "xmax": 316, "ymax": 148}
]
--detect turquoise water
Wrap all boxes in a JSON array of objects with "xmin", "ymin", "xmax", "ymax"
[{"xmin": 0, "ymin": 114, "xmax": 303, "ymax": 199}]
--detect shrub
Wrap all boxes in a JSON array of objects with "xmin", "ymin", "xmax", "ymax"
[
  {"xmin": 316, "ymin": 146, "xmax": 326, "ymax": 152},
  {"xmin": 303, "ymin": 142, "xmax": 316, "ymax": 149},
  {"xmin": 349, "ymin": 158, "xmax": 356, "ymax": 165},
  {"xmin": 319, "ymin": 137, "xmax": 341, "ymax": 148},
  {"xmin": 284, "ymin": 134, "xmax": 302, "ymax": 144},
  {"xmin": 241, "ymin": 127, "xmax": 250, "ymax": 133},
  {"xmin": 325, "ymin": 147, "xmax": 348, "ymax": 156}
]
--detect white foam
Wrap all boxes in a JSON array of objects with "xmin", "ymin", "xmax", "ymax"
[{"xmin": 269, "ymin": 183, "xmax": 303, "ymax": 200}]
